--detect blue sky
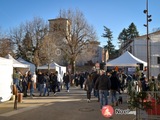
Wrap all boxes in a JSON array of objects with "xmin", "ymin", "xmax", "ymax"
[{"xmin": 0, "ymin": 0, "xmax": 159, "ymax": 49}]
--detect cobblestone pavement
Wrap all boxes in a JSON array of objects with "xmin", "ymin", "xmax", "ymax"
[{"xmin": 0, "ymin": 87, "xmax": 136, "ymax": 120}]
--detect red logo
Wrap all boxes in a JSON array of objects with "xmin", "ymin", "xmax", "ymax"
[{"xmin": 102, "ymin": 105, "xmax": 114, "ymax": 118}]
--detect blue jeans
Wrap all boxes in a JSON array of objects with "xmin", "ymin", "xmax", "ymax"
[
  {"xmin": 30, "ymin": 81, "xmax": 34, "ymax": 96},
  {"xmin": 39, "ymin": 84, "xmax": 44, "ymax": 96},
  {"xmin": 110, "ymin": 90, "xmax": 117, "ymax": 103},
  {"xmin": 99, "ymin": 90, "xmax": 109, "ymax": 109},
  {"xmin": 94, "ymin": 89, "xmax": 99, "ymax": 97},
  {"xmin": 43, "ymin": 84, "xmax": 49, "ymax": 95},
  {"xmin": 65, "ymin": 83, "xmax": 70, "ymax": 90},
  {"xmin": 37, "ymin": 83, "xmax": 40, "ymax": 91},
  {"xmin": 14, "ymin": 78, "xmax": 22, "ymax": 92}
]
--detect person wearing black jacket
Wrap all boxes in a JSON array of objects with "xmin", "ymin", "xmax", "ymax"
[
  {"xmin": 63, "ymin": 72, "xmax": 70, "ymax": 92},
  {"xmin": 79, "ymin": 73, "xmax": 85, "ymax": 89},
  {"xmin": 92, "ymin": 71, "xmax": 100, "ymax": 101},
  {"xmin": 95, "ymin": 70, "xmax": 111, "ymax": 109},
  {"xmin": 50, "ymin": 72, "xmax": 58, "ymax": 95},
  {"xmin": 110, "ymin": 71, "xmax": 119, "ymax": 106},
  {"xmin": 37, "ymin": 71, "xmax": 44, "ymax": 96},
  {"xmin": 22, "ymin": 73, "xmax": 28, "ymax": 97}
]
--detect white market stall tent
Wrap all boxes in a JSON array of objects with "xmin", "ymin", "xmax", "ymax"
[
  {"xmin": 5, "ymin": 54, "xmax": 30, "ymax": 68},
  {"xmin": 0, "ymin": 57, "xmax": 13, "ymax": 102},
  {"xmin": 106, "ymin": 51, "xmax": 147, "ymax": 67},
  {"xmin": 37, "ymin": 62, "xmax": 59, "ymax": 70},
  {"xmin": 6, "ymin": 54, "xmax": 30, "ymax": 75},
  {"xmin": 17, "ymin": 57, "xmax": 36, "ymax": 73},
  {"xmin": 37, "ymin": 62, "xmax": 66, "ymax": 79},
  {"xmin": 0, "ymin": 55, "xmax": 31, "ymax": 102}
]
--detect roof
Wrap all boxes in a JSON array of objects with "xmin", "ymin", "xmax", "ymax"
[
  {"xmin": 106, "ymin": 51, "xmax": 147, "ymax": 67},
  {"xmin": 17, "ymin": 57, "xmax": 35, "ymax": 73},
  {"xmin": 5, "ymin": 54, "xmax": 29, "ymax": 68},
  {"xmin": 136, "ymin": 30, "xmax": 160, "ymax": 39}
]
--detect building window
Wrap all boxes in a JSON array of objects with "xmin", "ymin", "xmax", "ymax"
[{"xmin": 157, "ymin": 57, "xmax": 160, "ymax": 64}]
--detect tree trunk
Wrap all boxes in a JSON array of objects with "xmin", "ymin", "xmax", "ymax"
[
  {"xmin": 48, "ymin": 63, "xmax": 50, "ymax": 73},
  {"xmin": 70, "ymin": 59, "xmax": 76, "ymax": 74}
]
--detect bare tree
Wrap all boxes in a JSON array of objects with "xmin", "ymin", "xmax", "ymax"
[
  {"xmin": 0, "ymin": 28, "xmax": 14, "ymax": 57},
  {"xmin": 39, "ymin": 35, "xmax": 58, "ymax": 66},
  {"xmin": 24, "ymin": 17, "xmax": 48, "ymax": 67},
  {"xmin": 0, "ymin": 38, "xmax": 14, "ymax": 57},
  {"xmin": 9, "ymin": 17, "xmax": 48, "ymax": 68},
  {"xmin": 77, "ymin": 41, "xmax": 100, "ymax": 65},
  {"xmin": 55, "ymin": 9, "xmax": 98, "ymax": 73}
]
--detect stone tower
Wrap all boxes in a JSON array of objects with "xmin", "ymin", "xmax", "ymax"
[
  {"xmin": 48, "ymin": 18, "xmax": 71, "ymax": 36},
  {"xmin": 48, "ymin": 18, "xmax": 71, "ymax": 65}
]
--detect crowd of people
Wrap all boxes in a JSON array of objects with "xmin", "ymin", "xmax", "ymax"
[
  {"xmin": 82, "ymin": 69, "xmax": 159, "ymax": 109},
  {"xmin": 83, "ymin": 70, "xmax": 120, "ymax": 109},
  {"xmin": 12, "ymin": 69, "xmax": 90, "ymax": 98},
  {"xmin": 13, "ymin": 68, "xmax": 159, "ymax": 110},
  {"xmin": 13, "ymin": 69, "xmax": 70, "ymax": 98}
]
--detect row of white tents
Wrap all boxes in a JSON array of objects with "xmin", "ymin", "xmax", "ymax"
[
  {"xmin": 0, "ymin": 54, "xmax": 66, "ymax": 102},
  {"xmin": 0, "ymin": 51, "xmax": 146, "ymax": 102}
]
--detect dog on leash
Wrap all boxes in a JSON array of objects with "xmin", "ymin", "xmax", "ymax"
[{"xmin": 118, "ymin": 96, "xmax": 123, "ymax": 104}]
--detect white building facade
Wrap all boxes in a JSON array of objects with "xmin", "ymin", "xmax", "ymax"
[{"xmin": 122, "ymin": 31, "xmax": 160, "ymax": 78}]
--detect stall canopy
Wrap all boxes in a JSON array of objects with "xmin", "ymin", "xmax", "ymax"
[
  {"xmin": 5, "ymin": 54, "xmax": 30, "ymax": 68},
  {"xmin": 17, "ymin": 57, "xmax": 35, "ymax": 73},
  {"xmin": 0, "ymin": 57, "xmax": 13, "ymax": 102},
  {"xmin": 37, "ymin": 62, "xmax": 59, "ymax": 70},
  {"xmin": 37, "ymin": 62, "xmax": 66, "ymax": 80},
  {"xmin": 37, "ymin": 62, "xmax": 66, "ymax": 73},
  {"xmin": 106, "ymin": 51, "xmax": 147, "ymax": 67}
]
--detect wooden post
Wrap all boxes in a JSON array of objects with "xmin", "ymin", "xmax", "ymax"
[
  {"xmin": 18, "ymin": 93, "xmax": 23, "ymax": 103},
  {"xmin": 13, "ymin": 85, "xmax": 18, "ymax": 110},
  {"xmin": 14, "ymin": 94, "xmax": 18, "ymax": 110}
]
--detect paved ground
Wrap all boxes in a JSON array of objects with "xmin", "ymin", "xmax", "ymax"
[{"xmin": 0, "ymin": 87, "xmax": 136, "ymax": 120}]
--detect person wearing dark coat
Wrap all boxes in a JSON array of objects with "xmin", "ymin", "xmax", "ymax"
[
  {"xmin": 22, "ymin": 73, "xmax": 28, "ymax": 97},
  {"xmin": 92, "ymin": 71, "xmax": 100, "ymax": 99},
  {"xmin": 63, "ymin": 72, "xmax": 70, "ymax": 92},
  {"xmin": 79, "ymin": 73, "xmax": 85, "ymax": 89},
  {"xmin": 95, "ymin": 70, "xmax": 111, "ymax": 109},
  {"xmin": 49, "ymin": 72, "xmax": 58, "ymax": 95},
  {"xmin": 74, "ymin": 72, "xmax": 79, "ymax": 87},
  {"xmin": 37, "ymin": 71, "xmax": 45, "ymax": 96},
  {"xmin": 84, "ymin": 74, "xmax": 93, "ymax": 102},
  {"xmin": 140, "ymin": 74, "xmax": 148, "ymax": 91},
  {"xmin": 110, "ymin": 71, "xmax": 119, "ymax": 106}
]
